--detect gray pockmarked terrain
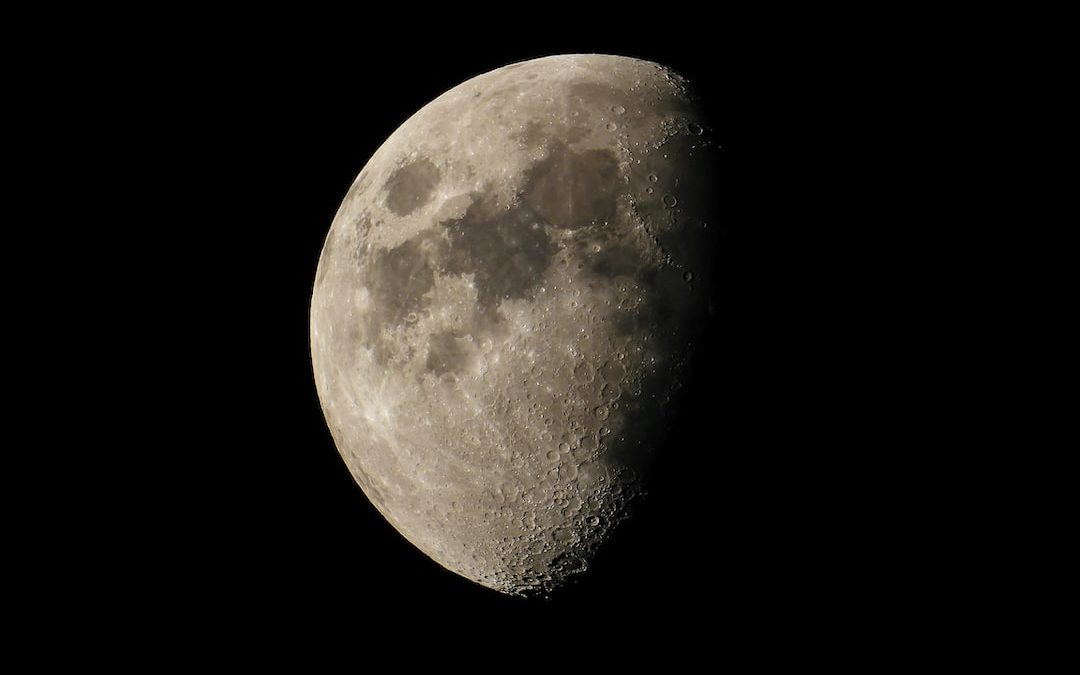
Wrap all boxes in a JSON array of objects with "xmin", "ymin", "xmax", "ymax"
[{"xmin": 311, "ymin": 54, "xmax": 721, "ymax": 596}]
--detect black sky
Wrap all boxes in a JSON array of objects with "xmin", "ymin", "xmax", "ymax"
[{"xmin": 44, "ymin": 17, "xmax": 926, "ymax": 651}]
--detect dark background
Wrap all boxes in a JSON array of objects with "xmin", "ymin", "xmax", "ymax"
[{"xmin": 50, "ymin": 18, "xmax": 922, "ymax": 650}]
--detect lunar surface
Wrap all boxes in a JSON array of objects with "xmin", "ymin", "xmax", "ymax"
[{"xmin": 311, "ymin": 54, "xmax": 721, "ymax": 596}]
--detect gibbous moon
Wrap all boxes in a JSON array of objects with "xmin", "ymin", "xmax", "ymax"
[{"xmin": 311, "ymin": 54, "xmax": 720, "ymax": 595}]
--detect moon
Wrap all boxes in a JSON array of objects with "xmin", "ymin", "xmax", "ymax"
[{"xmin": 311, "ymin": 54, "xmax": 720, "ymax": 596}]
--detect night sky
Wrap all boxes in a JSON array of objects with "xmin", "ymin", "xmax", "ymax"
[{"xmin": 57, "ymin": 17, "xmax": 913, "ymax": 651}]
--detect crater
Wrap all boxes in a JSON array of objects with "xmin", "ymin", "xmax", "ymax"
[
  {"xmin": 345, "ymin": 456, "xmax": 388, "ymax": 512},
  {"xmin": 384, "ymin": 158, "xmax": 441, "ymax": 216},
  {"xmin": 425, "ymin": 330, "xmax": 470, "ymax": 375},
  {"xmin": 354, "ymin": 215, "xmax": 373, "ymax": 242}
]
